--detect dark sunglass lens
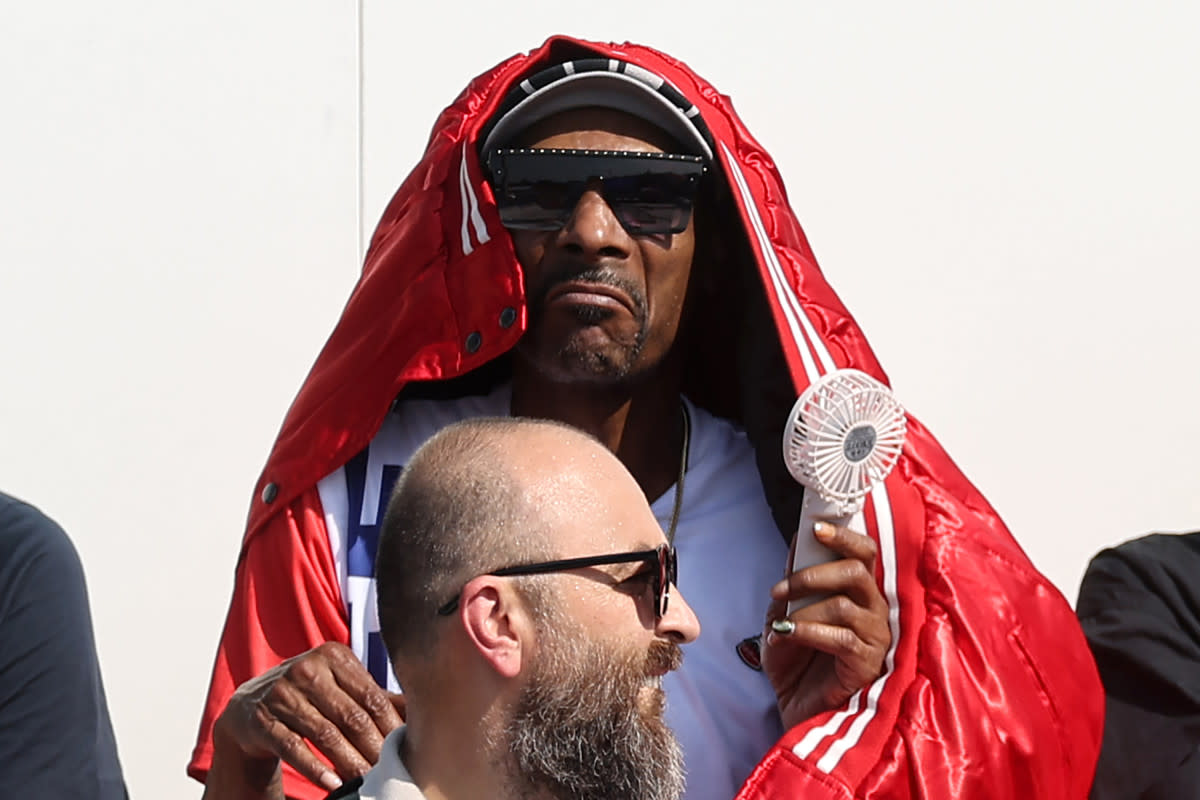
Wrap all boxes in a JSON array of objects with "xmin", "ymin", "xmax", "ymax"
[
  {"xmin": 530, "ymin": 180, "xmax": 576, "ymax": 210},
  {"xmin": 658, "ymin": 545, "xmax": 677, "ymax": 618},
  {"xmin": 491, "ymin": 150, "xmax": 704, "ymax": 235},
  {"xmin": 606, "ymin": 174, "xmax": 696, "ymax": 234},
  {"xmin": 616, "ymin": 205, "xmax": 691, "ymax": 235},
  {"xmin": 496, "ymin": 179, "xmax": 581, "ymax": 230}
]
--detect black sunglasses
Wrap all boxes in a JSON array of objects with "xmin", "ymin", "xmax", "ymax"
[
  {"xmin": 437, "ymin": 543, "xmax": 678, "ymax": 619},
  {"xmin": 486, "ymin": 148, "xmax": 707, "ymax": 235}
]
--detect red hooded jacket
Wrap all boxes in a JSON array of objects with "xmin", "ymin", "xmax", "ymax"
[{"xmin": 192, "ymin": 36, "xmax": 1103, "ymax": 799}]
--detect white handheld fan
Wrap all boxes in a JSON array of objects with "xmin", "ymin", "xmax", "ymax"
[{"xmin": 783, "ymin": 369, "xmax": 906, "ymax": 612}]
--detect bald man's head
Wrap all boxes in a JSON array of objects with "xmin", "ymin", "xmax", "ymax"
[
  {"xmin": 375, "ymin": 417, "xmax": 607, "ymax": 661},
  {"xmin": 376, "ymin": 417, "xmax": 695, "ymax": 800}
]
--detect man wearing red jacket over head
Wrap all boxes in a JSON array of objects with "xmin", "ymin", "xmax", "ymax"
[{"xmin": 192, "ymin": 36, "xmax": 1104, "ymax": 800}]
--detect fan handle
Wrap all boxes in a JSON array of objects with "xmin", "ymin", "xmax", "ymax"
[{"xmin": 787, "ymin": 492, "xmax": 863, "ymax": 613}]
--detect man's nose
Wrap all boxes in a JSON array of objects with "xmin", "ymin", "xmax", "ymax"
[
  {"xmin": 558, "ymin": 187, "xmax": 632, "ymax": 258},
  {"xmin": 658, "ymin": 584, "xmax": 701, "ymax": 644}
]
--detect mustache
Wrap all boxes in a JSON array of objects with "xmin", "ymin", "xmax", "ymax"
[
  {"xmin": 529, "ymin": 263, "xmax": 647, "ymax": 317},
  {"xmin": 645, "ymin": 639, "xmax": 683, "ymax": 676}
]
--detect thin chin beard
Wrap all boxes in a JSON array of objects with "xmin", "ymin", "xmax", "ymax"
[
  {"xmin": 555, "ymin": 329, "xmax": 647, "ymax": 381},
  {"xmin": 525, "ymin": 267, "xmax": 650, "ymax": 381},
  {"xmin": 515, "ymin": 327, "xmax": 648, "ymax": 385}
]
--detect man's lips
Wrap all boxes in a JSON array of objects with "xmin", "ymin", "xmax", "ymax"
[
  {"xmin": 645, "ymin": 641, "xmax": 683, "ymax": 679},
  {"xmin": 544, "ymin": 281, "xmax": 635, "ymax": 314}
]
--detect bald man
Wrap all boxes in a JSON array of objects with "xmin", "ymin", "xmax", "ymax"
[{"xmin": 204, "ymin": 417, "xmax": 701, "ymax": 800}]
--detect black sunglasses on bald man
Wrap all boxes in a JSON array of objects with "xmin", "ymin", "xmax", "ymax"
[
  {"xmin": 436, "ymin": 543, "xmax": 678, "ymax": 619},
  {"xmin": 487, "ymin": 148, "xmax": 706, "ymax": 235}
]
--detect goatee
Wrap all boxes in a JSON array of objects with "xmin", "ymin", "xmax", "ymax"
[{"xmin": 523, "ymin": 265, "xmax": 649, "ymax": 381}]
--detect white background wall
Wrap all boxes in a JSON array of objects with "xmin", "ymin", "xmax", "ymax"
[{"xmin": 2, "ymin": 2, "xmax": 1197, "ymax": 796}]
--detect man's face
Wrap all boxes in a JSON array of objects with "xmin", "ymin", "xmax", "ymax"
[
  {"xmin": 507, "ymin": 109, "xmax": 699, "ymax": 385},
  {"xmin": 493, "ymin": 433, "xmax": 700, "ymax": 800}
]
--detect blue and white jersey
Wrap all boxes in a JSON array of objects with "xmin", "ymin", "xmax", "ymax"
[
  {"xmin": 316, "ymin": 384, "xmax": 513, "ymax": 693},
  {"xmin": 316, "ymin": 383, "xmax": 788, "ymax": 800}
]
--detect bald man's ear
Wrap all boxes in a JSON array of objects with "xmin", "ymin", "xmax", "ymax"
[{"xmin": 459, "ymin": 576, "xmax": 534, "ymax": 679}]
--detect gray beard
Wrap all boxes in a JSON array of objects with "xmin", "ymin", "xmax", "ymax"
[{"xmin": 500, "ymin": 633, "xmax": 685, "ymax": 800}]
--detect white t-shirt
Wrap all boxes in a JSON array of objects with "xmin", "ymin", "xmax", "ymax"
[
  {"xmin": 356, "ymin": 727, "xmax": 425, "ymax": 800},
  {"xmin": 317, "ymin": 383, "xmax": 788, "ymax": 800}
]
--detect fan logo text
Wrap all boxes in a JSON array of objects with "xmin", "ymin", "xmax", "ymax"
[{"xmin": 843, "ymin": 425, "xmax": 877, "ymax": 463}]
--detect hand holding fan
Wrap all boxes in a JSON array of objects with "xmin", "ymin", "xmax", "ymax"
[{"xmin": 782, "ymin": 369, "xmax": 906, "ymax": 612}]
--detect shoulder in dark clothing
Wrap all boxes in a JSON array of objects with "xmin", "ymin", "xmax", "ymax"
[
  {"xmin": 0, "ymin": 491, "xmax": 128, "ymax": 799},
  {"xmin": 1077, "ymin": 531, "xmax": 1200, "ymax": 800}
]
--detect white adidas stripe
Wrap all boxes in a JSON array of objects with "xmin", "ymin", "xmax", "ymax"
[
  {"xmin": 720, "ymin": 145, "xmax": 827, "ymax": 383},
  {"xmin": 458, "ymin": 148, "xmax": 491, "ymax": 255},
  {"xmin": 458, "ymin": 151, "xmax": 474, "ymax": 256},
  {"xmin": 793, "ymin": 676, "xmax": 866, "ymax": 758},
  {"xmin": 721, "ymin": 142, "xmax": 900, "ymax": 772},
  {"xmin": 466, "ymin": 161, "xmax": 490, "ymax": 247}
]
